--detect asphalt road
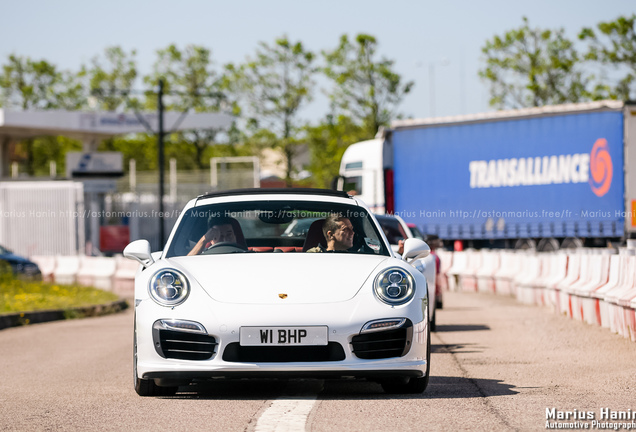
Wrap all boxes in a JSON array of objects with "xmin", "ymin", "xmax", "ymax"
[{"xmin": 1, "ymin": 290, "xmax": 635, "ymax": 431}]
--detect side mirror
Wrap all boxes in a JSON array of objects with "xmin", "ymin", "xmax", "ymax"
[
  {"xmin": 402, "ymin": 238, "xmax": 430, "ymax": 261},
  {"xmin": 124, "ymin": 239, "xmax": 155, "ymax": 267},
  {"xmin": 331, "ymin": 175, "xmax": 345, "ymax": 191}
]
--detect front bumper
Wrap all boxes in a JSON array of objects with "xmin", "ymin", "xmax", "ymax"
[{"xmin": 135, "ymin": 292, "xmax": 429, "ymax": 382}]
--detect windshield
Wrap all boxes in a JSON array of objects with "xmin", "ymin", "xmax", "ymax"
[{"xmin": 166, "ymin": 200, "xmax": 390, "ymax": 257}]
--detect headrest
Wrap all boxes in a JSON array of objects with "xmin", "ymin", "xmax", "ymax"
[{"xmin": 302, "ymin": 219, "xmax": 326, "ymax": 252}]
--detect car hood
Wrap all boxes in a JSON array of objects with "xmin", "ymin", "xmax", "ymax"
[{"xmin": 168, "ymin": 254, "xmax": 390, "ymax": 304}]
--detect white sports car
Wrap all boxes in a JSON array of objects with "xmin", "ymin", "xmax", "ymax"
[{"xmin": 124, "ymin": 189, "xmax": 432, "ymax": 396}]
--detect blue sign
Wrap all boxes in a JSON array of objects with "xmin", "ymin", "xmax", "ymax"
[{"xmin": 393, "ymin": 111, "xmax": 624, "ymax": 239}]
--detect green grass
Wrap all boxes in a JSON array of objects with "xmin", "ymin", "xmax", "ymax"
[{"xmin": 0, "ymin": 273, "xmax": 119, "ymax": 315}]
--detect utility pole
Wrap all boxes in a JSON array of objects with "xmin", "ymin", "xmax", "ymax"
[{"xmin": 157, "ymin": 79, "xmax": 165, "ymax": 246}]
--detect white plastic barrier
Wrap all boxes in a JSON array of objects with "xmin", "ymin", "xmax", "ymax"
[
  {"xmin": 605, "ymin": 252, "xmax": 636, "ymax": 336},
  {"xmin": 538, "ymin": 253, "xmax": 568, "ymax": 309},
  {"xmin": 523, "ymin": 254, "xmax": 548, "ymax": 306},
  {"xmin": 437, "ymin": 250, "xmax": 453, "ymax": 293},
  {"xmin": 617, "ymin": 289, "xmax": 636, "ymax": 341},
  {"xmin": 528, "ymin": 254, "xmax": 556, "ymax": 306},
  {"xmin": 514, "ymin": 253, "xmax": 542, "ymax": 305},
  {"xmin": 446, "ymin": 251, "xmax": 468, "ymax": 292},
  {"xmin": 92, "ymin": 257, "xmax": 117, "ymax": 291},
  {"xmin": 630, "ymin": 297, "xmax": 636, "ymax": 342},
  {"xmin": 512, "ymin": 251, "xmax": 532, "ymax": 303},
  {"xmin": 493, "ymin": 251, "xmax": 521, "ymax": 296},
  {"xmin": 554, "ymin": 252, "xmax": 582, "ymax": 317},
  {"xmin": 53, "ymin": 255, "xmax": 81, "ymax": 285},
  {"xmin": 530, "ymin": 254, "xmax": 558, "ymax": 306},
  {"xmin": 565, "ymin": 251, "xmax": 594, "ymax": 321},
  {"xmin": 593, "ymin": 252, "xmax": 627, "ymax": 329},
  {"xmin": 76, "ymin": 256, "xmax": 98, "ymax": 287},
  {"xmin": 30, "ymin": 255, "xmax": 57, "ymax": 282},
  {"xmin": 573, "ymin": 250, "xmax": 611, "ymax": 324},
  {"xmin": 476, "ymin": 250, "xmax": 500, "ymax": 294},
  {"xmin": 615, "ymin": 246, "xmax": 636, "ymax": 340},
  {"xmin": 459, "ymin": 250, "xmax": 481, "ymax": 292},
  {"xmin": 113, "ymin": 255, "xmax": 139, "ymax": 296},
  {"xmin": 600, "ymin": 250, "xmax": 631, "ymax": 332},
  {"xmin": 615, "ymin": 256, "xmax": 635, "ymax": 337},
  {"xmin": 591, "ymin": 254, "xmax": 620, "ymax": 327},
  {"xmin": 24, "ymin": 254, "xmax": 127, "ymax": 293},
  {"xmin": 615, "ymin": 243, "xmax": 636, "ymax": 340},
  {"xmin": 413, "ymin": 246, "xmax": 636, "ymax": 344}
]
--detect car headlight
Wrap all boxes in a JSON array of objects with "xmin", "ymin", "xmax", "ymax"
[
  {"xmin": 374, "ymin": 267, "xmax": 415, "ymax": 306},
  {"xmin": 148, "ymin": 269, "xmax": 190, "ymax": 306}
]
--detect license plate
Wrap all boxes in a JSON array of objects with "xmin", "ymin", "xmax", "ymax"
[{"xmin": 239, "ymin": 326, "xmax": 328, "ymax": 346}]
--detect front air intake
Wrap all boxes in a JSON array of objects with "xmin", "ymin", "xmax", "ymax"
[
  {"xmin": 152, "ymin": 321, "xmax": 217, "ymax": 361},
  {"xmin": 351, "ymin": 320, "xmax": 413, "ymax": 359},
  {"xmin": 222, "ymin": 342, "xmax": 346, "ymax": 362}
]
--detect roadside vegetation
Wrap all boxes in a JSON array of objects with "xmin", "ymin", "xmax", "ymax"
[
  {"xmin": 0, "ymin": 264, "xmax": 119, "ymax": 315},
  {"xmin": 0, "ymin": 15, "xmax": 634, "ymax": 185}
]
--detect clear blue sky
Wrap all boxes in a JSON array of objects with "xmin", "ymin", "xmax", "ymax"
[{"xmin": 2, "ymin": 0, "xmax": 635, "ymax": 122}]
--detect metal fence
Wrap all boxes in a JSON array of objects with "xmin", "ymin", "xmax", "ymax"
[
  {"xmin": 0, "ymin": 159, "xmax": 259, "ymax": 255},
  {"xmin": 0, "ymin": 181, "xmax": 85, "ymax": 256},
  {"xmin": 108, "ymin": 165, "xmax": 258, "ymax": 251}
]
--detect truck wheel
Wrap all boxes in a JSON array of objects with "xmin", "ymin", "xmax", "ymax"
[{"xmin": 537, "ymin": 238, "xmax": 559, "ymax": 252}]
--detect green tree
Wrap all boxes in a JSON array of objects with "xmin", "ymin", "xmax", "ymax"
[
  {"xmin": 304, "ymin": 112, "xmax": 366, "ymax": 188},
  {"xmin": 88, "ymin": 46, "xmax": 138, "ymax": 111},
  {"xmin": 579, "ymin": 14, "xmax": 636, "ymax": 100},
  {"xmin": 323, "ymin": 34, "xmax": 413, "ymax": 138},
  {"xmin": 479, "ymin": 17, "xmax": 588, "ymax": 109},
  {"xmin": 86, "ymin": 46, "xmax": 140, "ymax": 160},
  {"xmin": 30, "ymin": 136, "xmax": 83, "ymax": 177},
  {"xmin": 0, "ymin": 55, "xmax": 60, "ymax": 110},
  {"xmin": 230, "ymin": 36, "xmax": 316, "ymax": 186},
  {"xmin": 98, "ymin": 134, "xmax": 156, "ymax": 171},
  {"xmin": 0, "ymin": 55, "xmax": 65, "ymax": 175},
  {"xmin": 56, "ymin": 69, "xmax": 88, "ymax": 110},
  {"xmin": 144, "ymin": 44, "xmax": 228, "ymax": 170}
]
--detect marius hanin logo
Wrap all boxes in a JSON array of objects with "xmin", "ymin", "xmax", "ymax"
[{"xmin": 589, "ymin": 138, "xmax": 613, "ymax": 197}]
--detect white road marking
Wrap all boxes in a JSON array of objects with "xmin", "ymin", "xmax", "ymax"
[{"xmin": 254, "ymin": 396, "xmax": 318, "ymax": 432}]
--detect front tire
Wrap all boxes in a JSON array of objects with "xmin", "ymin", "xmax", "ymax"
[
  {"xmin": 134, "ymin": 317, "xmax": 177, "ymax": 397},
  {"xmin": 381, "ymin": 325, "xmax": 431, "ymax": 394},
  {"xmin": 430, "ymin": 307, "xmax": 437, "ymax": 332}
]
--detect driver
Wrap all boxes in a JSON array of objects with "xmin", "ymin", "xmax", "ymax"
[
  {"xmin": 307, "ymin": 214, "xmax": 354, "ymax": 252},
  {"xmin": 187, "ymin": 217, "xmax": 237, "ymax": 256}
]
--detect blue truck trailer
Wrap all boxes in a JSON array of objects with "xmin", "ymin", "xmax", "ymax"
[{"xmin": 338, "ymin": 101, "xmax": 636, "ymax": 249}]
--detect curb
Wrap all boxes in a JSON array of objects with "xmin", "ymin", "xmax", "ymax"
[{"xmin": 0, "ymin": 299, "xmax": 129, "ymax": 331}]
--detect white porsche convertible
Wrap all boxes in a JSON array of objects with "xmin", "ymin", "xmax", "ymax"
[{"xmin": 124, "ymin": 189, "xmax": 432, "ymax": 396}]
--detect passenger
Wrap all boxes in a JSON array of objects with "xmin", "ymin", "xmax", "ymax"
[
  {"xmin": 187, "ymin": 216, "xmax": 237, "ymax": 256},
  {"xmin": 425, "ymin": 234, "xmax": 442, "ymax": 267},
  {"xmin": 426, "ymin": 234, "xmax": 443, "ymax": 308},
  {"xmin": 307, "ymin": 214, "xmax": 355, "ymax": 252}
]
